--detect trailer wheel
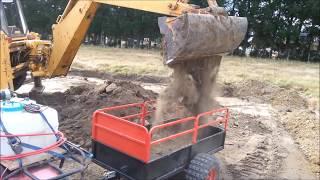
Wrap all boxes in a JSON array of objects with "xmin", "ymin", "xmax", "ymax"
[{"xmin": 186, "ymin": 153, "xmax": 220, "ymax": 180}]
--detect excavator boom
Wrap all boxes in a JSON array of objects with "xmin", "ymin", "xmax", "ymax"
[
  {"xmin": 47, "ymin": 0, "xmax": 247, "ymax": 77},
  {"xmin": 46, "ymin": 0, "xmax": 198, "ymax": 77}
]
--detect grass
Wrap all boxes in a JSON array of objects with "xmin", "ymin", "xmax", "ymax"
[
  {"xmin": 73, "ymin": 45, "xmax": 170, "ymax": 76},
  {"xmin": 73, "ymin": 45, "xmax": 320, "ymax": 100},
  {"xmin": 220, "ymin": 56, "xmax": 320, "ymax": 98}
]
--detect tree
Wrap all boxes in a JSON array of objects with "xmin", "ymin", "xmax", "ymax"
[
  {"xmin": 19, "ymin": 0, "xmax": 320, "ymax": 61},
  {"xmin": 22, "ymin": 0, "xmax": 66, "ymax": 38}
]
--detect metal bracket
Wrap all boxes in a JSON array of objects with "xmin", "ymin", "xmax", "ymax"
[{"xmin": 102, "ymin": 170, "xmax": 117, "ymax": 180}]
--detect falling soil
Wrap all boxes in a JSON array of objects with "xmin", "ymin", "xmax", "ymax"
[
  {"xmin": 148, "ymin": 56, "xmax": 223, "ymax": 159},
  {"xmin": 154, "ymin": 56, "xmax": 222, "ymax": 124}
]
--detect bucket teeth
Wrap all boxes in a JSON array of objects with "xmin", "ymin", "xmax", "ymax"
[{"xmin": 158, "ymin": 14, "xmax": 248, "ymax": 65}]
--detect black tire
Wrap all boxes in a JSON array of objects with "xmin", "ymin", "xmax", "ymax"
[
  {"xmin": 13, "ymin": 72, "xmax": 27, "ymax": 90},
  {"xmin": 186, "ymin": 153, "xmax": 221, "ymax": 180}
]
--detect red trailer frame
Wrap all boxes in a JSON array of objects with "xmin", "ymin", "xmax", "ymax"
[{"xmin": 92, "ymin": 101, "xmax": 229, "ymax": 163}]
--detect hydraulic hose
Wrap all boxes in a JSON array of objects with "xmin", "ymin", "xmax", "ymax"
[{"xmin": 0, "ymin": 131, "xmax": 66, "ymax": 160}]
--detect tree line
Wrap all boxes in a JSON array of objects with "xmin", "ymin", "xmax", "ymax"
[{"xmin": 21, "ymin": 0, "xmax": 319, "ymax": 61}]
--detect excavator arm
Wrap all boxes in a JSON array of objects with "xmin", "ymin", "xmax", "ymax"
[{"xmin": 41, "ymin": 0, "xmax": 198, "ymax": 78}]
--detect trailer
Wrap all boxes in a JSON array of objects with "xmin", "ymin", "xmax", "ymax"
[{"xmin": 91, "ymin": 101, "xmax": 229, "ymax": 180}]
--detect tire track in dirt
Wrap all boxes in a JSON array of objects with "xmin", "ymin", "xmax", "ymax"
[
  {"xmin": 217, "ymin": 97, "xmax": 316, "ymax": 180},
  {"xmin": 227, "ymin": 136, "xmax": 273, "ymax": 179}
]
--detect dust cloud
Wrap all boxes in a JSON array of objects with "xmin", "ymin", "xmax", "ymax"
[{"xmin": 153, "ymin": 56, "xmax": 222, "ymax": 124}]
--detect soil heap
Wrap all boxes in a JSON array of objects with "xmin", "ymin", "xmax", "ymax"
[{"xmin": 30, "ymin": 80, "xmax": 157, "ymax": 149}]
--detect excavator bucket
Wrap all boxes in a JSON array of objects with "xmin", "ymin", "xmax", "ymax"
[{"xmin": 158, "ymin": 13, "xmax": 248, "ymax": 64}]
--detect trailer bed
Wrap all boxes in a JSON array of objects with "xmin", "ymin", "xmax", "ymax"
[{"xmin": 91, "ymin": 102, "xmax": 228, "ymax": 180}]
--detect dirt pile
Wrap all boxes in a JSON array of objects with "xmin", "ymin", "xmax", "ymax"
[
  {"xmin": 154, "ymin": 56, "xmax": 221, "ymax": 124},
  {"xmin": 282, "ymin": 110, "xmax": 320, "ymax": 170},
  {"xmin": 223, "ymin": 79, "xmax": 320, "ymax": 175},
  {"xmin": 223, "ymin": 79, "xmax": 307, "ymax": 110},
  {"xmin": 30, "ymin": 80, "xmax": 157, "ymax": 149}
]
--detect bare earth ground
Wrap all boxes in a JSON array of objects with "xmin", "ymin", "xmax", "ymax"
[{"xmin": 17, "ymin": 46, "xmax": 319, "ymax": 179}]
